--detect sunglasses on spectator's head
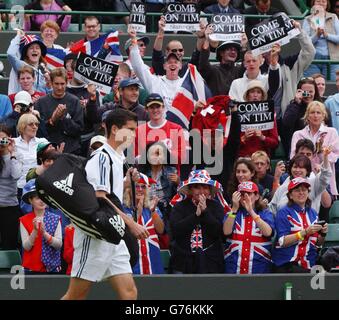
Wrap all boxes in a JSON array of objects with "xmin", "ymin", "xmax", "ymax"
[{"xmin": 300, "ymin": 77, "xmax": 315, "ymax": 81}]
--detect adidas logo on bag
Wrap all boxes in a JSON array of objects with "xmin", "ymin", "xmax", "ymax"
[
  {"xmin": 53, "ymin": 173, "xmax": 75, "ymax": 196},
  {"xmin": 109, "ymin": 215, "xmax": 125, "ymax": 237}
]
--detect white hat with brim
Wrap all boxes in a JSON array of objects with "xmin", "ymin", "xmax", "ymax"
[{"xmin": 243, "ymin": 80, "xmax": 268, "ymax": 101}]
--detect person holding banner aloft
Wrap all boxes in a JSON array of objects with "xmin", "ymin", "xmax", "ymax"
[
  {"xmin": 199, "ymin": 24, "xmax": 244, "ymax": 96},
  {"xmin": 128, "ymin": 25, "xmax": 184, "ymax": 112},
  {"xmin": 152, "ymin": 15, "xmax": 202, "ymax": 78},
  {"xmin": 303, "ymin": 0, "xmax": 339, "ymax": 81},
  {"xmin": 238, "ymin": 80, "xmax": 279, "ymax": 157}
]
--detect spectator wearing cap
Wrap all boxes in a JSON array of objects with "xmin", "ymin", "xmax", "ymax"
[
  {"xmin": 151, "ymin": 15, "xmax": 202, "ymax": 77},
  {"xmin": 224, "ymin": 181, "xmax": 274, "ymax": 273},
  {"xmin": 20, "ymin": 179, "xmax": 62, "ymax": 274},
  {"xmin": 199, "ymin": 25, "xmax": 244, "ymax": 96},
  {"xmin": 7, "ymin": 30, "xmax": 49, "ymax": 95},
  {"xmin": 243, "ymin": 0, "xmax": 280, "ymax": 32},
  {"xmin": 98, "ymin": 78, "xmax": 149, "ymax": 125},
  {"xmin": 269, "ymin": 152, "xmax": 332, "ymax": 216},
  {"xmin": 88, "ymin": 135, "xmax": 106, "ymax": 155},
  {"xmin": 35, "ymin": 67, "xmax": 84, "ymax": 155},
  {"xmin": 169, "ymin": 169, "xmax": 225, "ymax": 273},
  {"xmin": 0, "ymin": 94, "xmax": 12, "ymax": 122},
  {"xmin": 1, "ymin": 91, "xmax": 47, "ymax": 139},
  {"xmin": 25, "ymin": 141, "xmax": 59, "ymax": 182},
  {"xmin": 124, "ymin": 36, "xmax": 150, "ymax": 75},
  {"xmin": 272, "ymin": 177, "xmax": 328, "ymax": 273},
  {"xmin": 238, "ymin": 80, "xmax": 279, "ymax": 157},
  {"xmin": 135, "ymin": 94, "xmax": 187, "ymax": 174},
  {"xmin": 24, "ymin": 0, "xmax": 72, "ymax": 32},
  {"xmin": 203, "ymin": 0, "xmax": 240, "ymax": 14},
  {"xmin": 8, "ymin": 66, "xmax": 46, "ymax": 107},
  {"xmin": 229, "ymin": 51, "xmax": 279, "ymax": 102},
  {"xmin": 129, "ymin": 26, "xmax": 184, "ymax": 113}
]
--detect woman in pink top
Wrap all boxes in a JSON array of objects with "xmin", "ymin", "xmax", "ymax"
[
  {"xmin": 24, "ymin": 0, "xmax": 72, "ymax": 32},
  {"xmin": 290, "ymin": 101, "xmax": 339, "ymax": 196}
]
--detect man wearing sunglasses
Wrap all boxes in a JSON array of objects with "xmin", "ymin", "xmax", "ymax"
[
  {"xmin": 152, "ymin": 15, "xmax": 202, "ymax": 77},
  {"xmin": 129, "ymin": 25, "xmax": 184, "ymax": 113}
]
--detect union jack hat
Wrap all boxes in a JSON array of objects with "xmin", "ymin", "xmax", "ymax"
[
  {"xmin": 288, "ymin": 177, "xmax": 311, "ymax": 192},
  {"xmin": 238, "ymin": 181, "xmax": 259, "ymax": 193},
  {"xmin": 177, "ymin": 169, "xmax": 223, "ymax": 195},
  {"xmin": 137, "ymin": 173, "xmax": 156, "ymax": 186},
  {"xmin": 20, "ymin": 34, "xmax": 47, "ymax": 59}
]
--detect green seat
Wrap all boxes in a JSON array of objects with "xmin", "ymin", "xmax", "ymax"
[
  {"xmin": 67, "ymin": 23, "xmax": 80, "ymax": 32},
  {"xmin": 160, "ymin": 250, "xmax": 171, "ymax": 271},
  {"xmin": 101, "ymin": 24, "xmax": 127, "ymax": 33},
  {"xmin": 329, "ymin": 201, "xmax": 339, "ymax": 224},
  {"xmin": 323, "ymin": 224, "xmax": 339, "ymax": 248},
  {"xmin": 0, "ymin": 250, "xmax": 22, "ymax": 270}
]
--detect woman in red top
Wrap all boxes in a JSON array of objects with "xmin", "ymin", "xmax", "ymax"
[
  {"xmin": 238, "ymin": 80, "xmax": 279, "ymax": 157},
  {"xmin": 63, "ymin": 223, "xmax": 74, "ymax": 275},
  {"xmin": 19, "ymin": 179, "xmax": 62, "ymax": 274},
  {"xmin": 8, "ymin": 66, "xmax": 45, "ymax": 107}
]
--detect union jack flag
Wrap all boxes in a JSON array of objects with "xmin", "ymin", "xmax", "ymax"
[
  {"xmin": 45, "ymin": 48, "xmax": 66, "ymax": 70},
  {"xmin": 134, "ymin": 209, "xmax": 164, "ymax": 275},
  {"xmin": 168, "ymin": 64, "xmax": 212, "ymax": 130},
  {"xmin": 224, "ymin": 211, "xmax": 274, "ymax": 274},
  {"xmin": 190, "ymin": 225, "xmax": 203, "ymax": 252},
  {"xmin": 70, "ymin": 31, "xmax": 123, "ymax": 64}
]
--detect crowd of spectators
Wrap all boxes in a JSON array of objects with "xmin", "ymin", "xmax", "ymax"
[{"xmin": 0, "ymin": 0, "xmax": 339, "ymax": 275}]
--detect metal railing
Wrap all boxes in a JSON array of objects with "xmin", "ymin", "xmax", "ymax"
[{"xmin": 0, "ymin": 8, "xmax": 310, "ymax": 32}]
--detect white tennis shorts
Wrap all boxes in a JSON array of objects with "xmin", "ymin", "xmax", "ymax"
[{"xmin": 71, "ymin": 226, "xmax": 132, "ymax": 282}]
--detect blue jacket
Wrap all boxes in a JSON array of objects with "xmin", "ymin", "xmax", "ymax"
[
  {"xmin": 0, "ymin": 95, "xmax": 13, "ymax": 122},
  {"xmin": 325, "ymin": 93, "xmax": 339, "ymax": 134}
]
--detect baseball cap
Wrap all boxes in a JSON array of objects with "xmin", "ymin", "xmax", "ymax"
[
  {"xmin": 14, "ymin": 91, "xmax": 33, "ymax": 106},
  {"xmin": 238, "ymin": 181, "xmax": 259, "ymax": 193},
  {"xmin": 124, "ymin": 36, "xmax": 150, "ymax": 53},
  {"xmin": 145, "ymin": 93, "xmax": 164, "ymax": 108},
  {"xmin": 165, "ymin": 52, "xmax": 180, "ymax": 62},
  {"xmin": 90, "ymin": 135, "xmax": 107, "ymax": 147},
  {"xmin": 36, "ymin": 141, "xmax": 57, "ymax": 164},
  {"xmin": 118, "ymin": 78, "xmax": 141, "ymax": 89},
  {"xmin": 288, "ymin": 177, "xmax": 311, "ymax": 192}
]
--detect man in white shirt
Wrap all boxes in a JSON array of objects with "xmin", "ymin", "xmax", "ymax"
[
  {"xmin": 62, "ymin": 108, "xmax": 149, "ymax": 300},
  {"xmin": 128, "ymin": 26, "xmax": 183, "ymax": 113},
  {"xmin": 229, "ymin": 51, "xmax": 277, "ymax": 102}
]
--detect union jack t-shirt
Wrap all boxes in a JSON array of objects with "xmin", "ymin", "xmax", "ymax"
[
  {"xmin": 224, "ymin": 208, "xmax": 275, "ymax": 274},
  {"xmin": 272, "ymin": 204, "xmax": 319, "ymax": 270}
]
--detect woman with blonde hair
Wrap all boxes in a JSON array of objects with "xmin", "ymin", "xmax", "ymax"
[
  {"xmin": 290, "ymin": 100, "xmax": 339, "ymax": 196},
  {"xmin": 123, "ymin": 174, "xmax": 165, "ymax": 274},
  {"xmin": 14, "ymin": 113, "xmax": 48, "ymax": 197}
]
